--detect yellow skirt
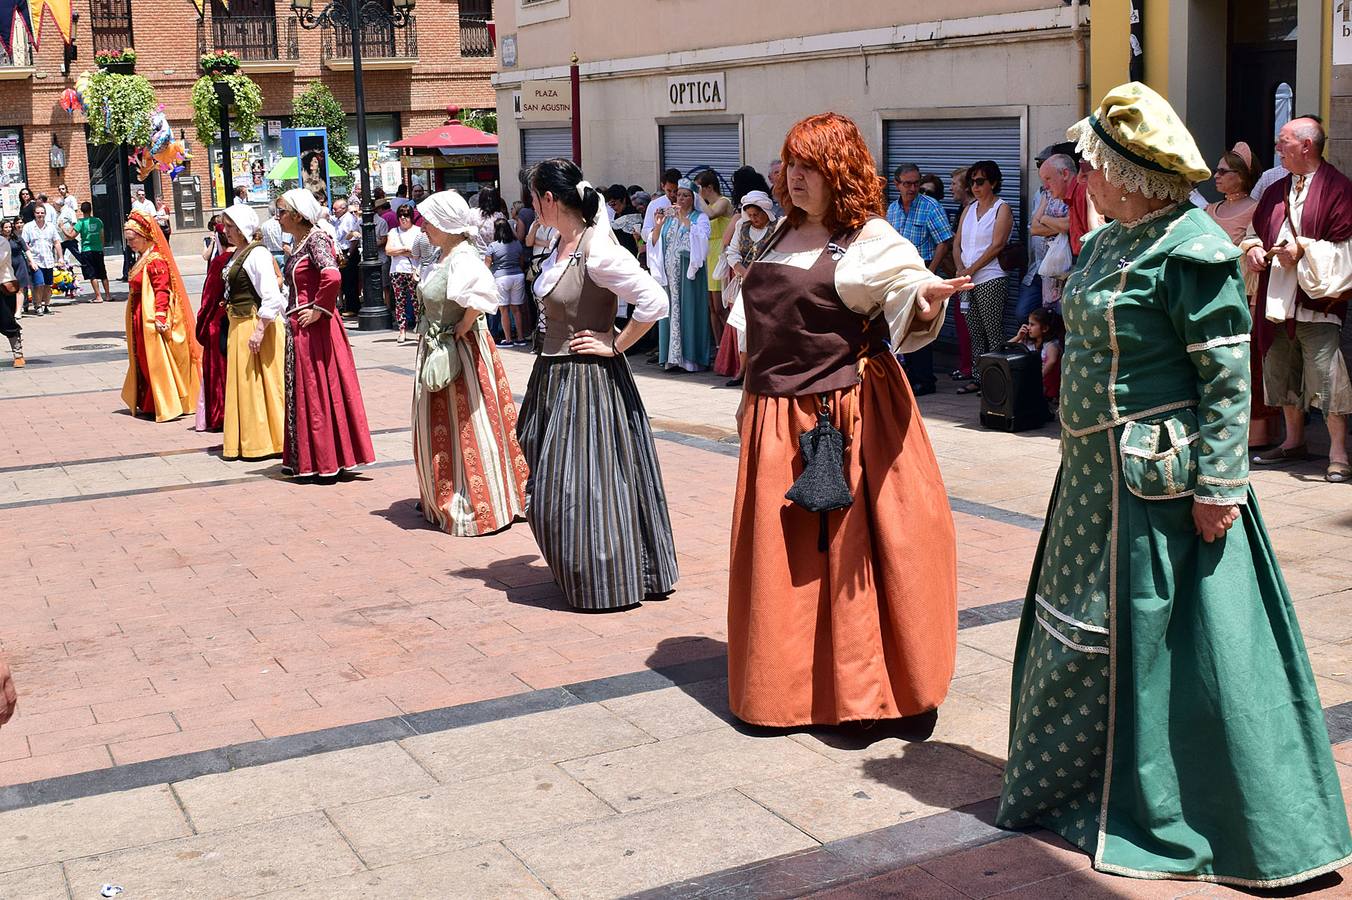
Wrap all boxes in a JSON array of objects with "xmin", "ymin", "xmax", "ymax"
[{"xmin": 223, "ymin": 311, "xmax": 286, "ymax": 460}]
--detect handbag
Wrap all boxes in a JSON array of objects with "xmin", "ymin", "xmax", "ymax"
[
  {"xmin": 784, "ymin": 396, "xmax": 854, "ymax": 552},
  {"xmin": 1038, "ymin": 234, "xmax": 1072, "ymax": 279},
  {"xmin": 998, "ymin": 240, "xmax": 1025, "ymax": 273}
]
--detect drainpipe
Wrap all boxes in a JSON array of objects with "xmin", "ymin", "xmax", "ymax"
[
  {"xmin": 570, "ymin": 53, "xmax": 582, "ymax": 166},
  {"xmin": 1071, "ymin": 0, "xmax": 1089, "ymax": 116}
]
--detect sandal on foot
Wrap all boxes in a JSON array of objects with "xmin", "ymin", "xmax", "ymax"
[
  {"xmin": 956, "ymin": 382, "xmax": 981, "ymax": 395},
  {"xmin": 1327, "ymin": 462, "xmax": 1352, "ymax": 483},
  {"xmin": 1252, "ymin": 444, "xmax": 1309, "ymax": 465}
]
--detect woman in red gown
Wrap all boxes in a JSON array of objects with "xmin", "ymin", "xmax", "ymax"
[
  {"xmin": 276, "ymin": 189, "xmax": 375, "ymax": 478},
  {"xmin": 122, "ymin": 211, "xmax": 199, "ymax": 422},
  {"xmin": 195, "ymin": 246, "xmax": 233, "ymax": 432}
]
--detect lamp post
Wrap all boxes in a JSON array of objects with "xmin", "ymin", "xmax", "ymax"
[
  {"xmin": 292, "ymin": 0, "xmax": 415, "ymax": 331},
  {"xmin": 212, "ymin": 80, "xmax": 235, "ymax": 208}
]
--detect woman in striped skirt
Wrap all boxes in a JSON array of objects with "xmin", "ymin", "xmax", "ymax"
[
  {"xmin": 411, "ymin": 189, "xmax": 528, "ymax": 536},
  {"xmin": 517, "ymin": 158, "xmax": 678, "ymax": 611}
]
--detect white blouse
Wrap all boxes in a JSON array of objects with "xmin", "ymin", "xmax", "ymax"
[
  {"xmin": 534, "ymin": 231, "xmax": 670, "ymax": 323},
  {"xmin": 240, "ymin": 244, "xmax": 287, "ymax": 322},
  {"xmin": 727, "ymin": 218, "xmax": 944, "ymax": 353},
  {"xmin": 440, "ymin": 241, "xmax": 500, "ymax": 314}
]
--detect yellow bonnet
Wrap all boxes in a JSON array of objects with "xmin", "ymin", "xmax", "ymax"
[{"xmin": 1068, "ymin": 82, "xmax": 1209, "ymax": 201}]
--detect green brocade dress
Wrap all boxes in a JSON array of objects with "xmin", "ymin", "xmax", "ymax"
[{"xmin": 996, "ymin": 205, "xmax": 1352, "ymax": 886}]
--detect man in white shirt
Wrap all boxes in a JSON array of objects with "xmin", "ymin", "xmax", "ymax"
[
  {"xmin": 640, "ymin": 168, "xmax": 681, "ymax": 259},
  {"xmin": 334, "ymin": 196, "xmax": 362, "ymax": 314},
  {"xmin": 1242, "ymin": 117, "xmax": 1352, "ymax": 481},
  {"xmin": 259, "ymin": 206, "xmax": 288, "ymax": 269},
  {"xmin": 21, "ymin": 205, "xmax": 61, "ymax": 315},
  {"xmin": 131, "ymin": 187, "xmax": 155, "ymax": 217},
  {"xmin": 57, "ymin": 183, "xmax": 77, "ymax": 212}
]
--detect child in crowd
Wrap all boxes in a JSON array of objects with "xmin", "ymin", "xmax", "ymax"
[{"xmin": 1014, "ymin": 307, "xmax": 1062, "ymax": 413}]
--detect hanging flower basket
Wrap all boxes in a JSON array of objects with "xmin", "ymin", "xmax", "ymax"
[
  {"xmin": 190, "ymin": 71, "xmax": 264, "ymax": 147},
  {"xmin": 95, "ymin": 47, "xmax": 137, "ymax": 74},
  {"xmin": 200, "ymin": 50, "xmax": 241, "ymax": 76},
  {"xmin": 82, "ymin": 69, "xmax": 158, "ymax": 146}
]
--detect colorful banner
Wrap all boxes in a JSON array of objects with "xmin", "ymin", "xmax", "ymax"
[
  {"xmin": 26, "ymin": 0, "xmax": 73, "ymax": 47},
  {"xmin": 0, "ymin": 0, "xmax": 34, "ymax": 55}
]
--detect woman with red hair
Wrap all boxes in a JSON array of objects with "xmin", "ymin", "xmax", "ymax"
[{"xmin": 725, "ymin": 113, "xmax": 968, "ymax": 727}]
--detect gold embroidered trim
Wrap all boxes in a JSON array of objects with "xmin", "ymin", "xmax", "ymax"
[
  {"xmin": 1035, "ymin": 593, "xmax": 1109, "ymax": 635},
  {"xmin": 1193, "ymin": 493, "xmax": 1249, "ymax": 506},
  {"xmin": 1035, "ymin": 612, "xmax": 1109, "ymax": 655},
  {"xmin": 1093, "ymin": 429, "xmax": 1121, "ymax": 869},
  {"xmin": 1185, "ymin": 334, "xmax": 1250, "ymax": 354},
  {"xmin": 1093, "ymin": 850, "xmax": 1352, "ymax": 890},
  {"xmin": 1198, "ymin": 474, "xmax": 1249, "ymax": 487},
  {"xmin": 1062, "ymin": 399, "xmax": 1199, "ymax": 439}
]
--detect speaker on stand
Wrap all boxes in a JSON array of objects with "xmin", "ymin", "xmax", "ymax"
[{"xmin": 977, "ymin": 343, "xmax": 1049, "ymax": 432}]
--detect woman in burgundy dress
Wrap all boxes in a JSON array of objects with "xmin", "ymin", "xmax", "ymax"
[
  {"xmin": 194, "ymin": 245, "xmax": 233, "ymax": 432},
  {"xmin": 275, "ymin": 189, "xmax": 375, "ymax": 478}
]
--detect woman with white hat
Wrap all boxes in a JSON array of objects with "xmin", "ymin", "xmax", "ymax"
[
  {"xmin": 219, "ymin": 203, "xmax": 287, "ymax": 460},
  {"xmin": 276, "ymin": 188, "xmax": 375, "ymax": 478},
  {"xmin": 411, "ymin": 189, "xmax": 528, "ymax": 536}
]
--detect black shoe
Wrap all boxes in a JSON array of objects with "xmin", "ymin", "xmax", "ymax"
[
  {"xmin": 911, "ymin": 382, "xmax": 936, "ymax": 396},
  {"xmin": 725, "ymin": 377, "xmax": 744, "ymax": 387}
]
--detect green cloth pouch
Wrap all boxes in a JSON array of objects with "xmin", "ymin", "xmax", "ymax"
[{"xmin": 1118, "ymin": 409, "xmax": 1199, "ymax": 500}]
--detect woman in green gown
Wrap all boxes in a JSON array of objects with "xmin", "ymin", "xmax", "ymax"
[{"xmin": 996, "ymin": 82, "xmax": 1352, "ymax": 887}]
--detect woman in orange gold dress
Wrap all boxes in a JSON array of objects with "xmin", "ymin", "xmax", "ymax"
[
  {"xmin": 725, "ymin": 113, "xmax": 968, "ymax": 726},
  {"xmin": 122, "ymin": 210, "xmax": 200, "ymax": 422}
]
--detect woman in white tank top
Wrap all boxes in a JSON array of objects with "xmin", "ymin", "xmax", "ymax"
[{"xmin": 952, "ymin": 160, "xmax": 1013, "ymax": 393}]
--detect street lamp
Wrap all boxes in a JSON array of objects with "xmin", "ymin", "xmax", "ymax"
[{"xmin": 291, "ymin": 0, "xmax": 415, "ymax": 331}]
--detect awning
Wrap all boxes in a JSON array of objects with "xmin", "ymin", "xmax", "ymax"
[
  {"xmin": 390, "ymin": 122, "xmax": 499, "ymax": 157},
  {"xmin": 265, "ymin": 156, "xmax": 349, "ymax": 181}
]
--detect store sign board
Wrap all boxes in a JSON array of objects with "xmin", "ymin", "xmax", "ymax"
[
  {"xmin": 520, "ymin": 80, "xmax": 571, "ymax": 121},
  {"xmin": 1335, "ymin": 0, "xmax": 1352, "ymax": 66},
  {"xmin": 667, "ymin": 72, "xmax": 725, "ymax": 112}
]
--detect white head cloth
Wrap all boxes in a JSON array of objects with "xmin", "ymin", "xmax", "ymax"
[
  {"xmin": 740, "ymin": 190, "xmax": 774, "ymax": 215},
  {"xmin": 223, "ymin": 203, "xmax": 260, "ymax": 240},
  {"xmin": 417, "ymin": 189, "xmax": 481, "ymax": 238},
  {"xmin": 281, "ymin": 188, "xmax": 324, "ymax": 225}
]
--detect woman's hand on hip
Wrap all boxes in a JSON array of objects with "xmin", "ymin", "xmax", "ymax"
[
  {"xmin": 1193, "ymin": 501, "xmax": 1240, "ymax": 543},
  {"xmin": 296, "ymin": 308, "xmax": 322, "ymax": 328},
  {"xmin": 569, "ymin": 329, "xmax": 616, "ymax": 357},
  {"xmin": 916, "ymin": 277, "xmax": 972, "ymax": 322}
]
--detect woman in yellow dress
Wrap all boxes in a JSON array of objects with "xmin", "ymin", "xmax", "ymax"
[
  {"xmin": 122, "ymin": 211, "xmax": 199, "ymax": 422},
  {"xmin": 220, "ymin": 204, "xmax": 287, "ymax": 460},
  {"xmin": 697, "ymin": 170, "xmax": 732, "ymax": 344}
]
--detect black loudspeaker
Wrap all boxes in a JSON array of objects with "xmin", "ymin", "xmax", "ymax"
[{"xmin": 977, "ymin": 343, "xmax": 1048, "ymax": 432}]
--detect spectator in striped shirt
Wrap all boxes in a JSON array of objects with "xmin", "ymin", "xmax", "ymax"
[{"xmin": 886, "ymin": 163, "xmax": 953, "ymax": 396}]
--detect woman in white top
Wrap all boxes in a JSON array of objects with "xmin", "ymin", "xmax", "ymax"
[
  {"xmin": 411, "ymin": 190, "xmax": 528, "ymax": 536},
  {"xmin": 385, "ymin": 204, "xmax": 424, "ymax": 343},
  {"xmin": 219, "ymin": 204, "xmax": 287, "ymax": 460},
  {"xmin": 713, "ymin": 190, "xmax": 778, "ymax": 385},
  {"xmin": 517, "ymin": 158, "xmax": 677, "ymax": 611},
  {"xmin": 951, "ymin": 159, "xmax": 1013, "ymax": 393}
]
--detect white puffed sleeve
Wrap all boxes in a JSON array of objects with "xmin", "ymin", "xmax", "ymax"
[
  {"xmin": 446, "ymin": 244, "xmax": 500, "ymax": 314},
  {"xmin": 686, "ymin": 215, "xmax": 710, "ymax": 281},
  {"xmin": 648, "ymin": 219, "xmax": 667, "ymax": 284},
  {"xmin": 586, "ymin": 238, "xmax": 669, "ymax": 322},
  {"xmin": 1295, "ymin": 235, "xmax": 1352, "ymax": 299},
  {"xmin": 835, "ymin": 219, "xmax": 943, "ymax": 353},
  {"xmin": 244, "ymin": 245, "xmax": 286, "ymax": 321}
]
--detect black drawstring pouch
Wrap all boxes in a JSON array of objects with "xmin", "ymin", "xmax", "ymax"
[{"xmin": 784, "ymin": 397, "xmax": 853, "ymax": 552}]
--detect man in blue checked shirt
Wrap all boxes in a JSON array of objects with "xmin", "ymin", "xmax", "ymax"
[{"xmin": 886, "ymin": 163, "xmax": 952, "ymax": 395}]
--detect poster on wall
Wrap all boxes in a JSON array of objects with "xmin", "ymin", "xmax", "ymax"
[
  {"xmin": 1335, "ymin": 0, "xmax": 1352, "ymax": 66},
  {"xmin": 380, "ymin": 159, "xmax": 402, "ymax": 193}
]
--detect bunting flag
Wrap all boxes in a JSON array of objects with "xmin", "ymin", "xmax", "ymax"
[
  {"xmin": 189, "ymin": 0, "xmax": 225, "ymax": 19},
  {"xmin": 24, "ymin": 0, "xmax": 72, "ymax": 48},
  {"xmin": 0, "ymin": 0, "xmax": 34, "ymax": 55}
]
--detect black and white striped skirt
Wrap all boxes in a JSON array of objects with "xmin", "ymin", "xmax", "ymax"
[{"xmin": 516, "ymin": 354, "xmax": 679, "ymax": 610}]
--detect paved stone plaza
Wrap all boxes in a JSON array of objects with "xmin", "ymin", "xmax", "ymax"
[{"xmin": 1, "ymin": 272, "xmax": 1351, "ymax": 899}]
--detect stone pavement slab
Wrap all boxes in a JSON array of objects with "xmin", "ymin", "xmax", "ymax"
[{"xmin": 0, "ymin": 783, "xmax": 189, "ymax": 872}]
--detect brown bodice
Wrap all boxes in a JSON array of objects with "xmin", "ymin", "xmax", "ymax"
[
  {"xmin": 538, "ymin": 228, "xmax": 618, "ymax": 357},
  {"xmin": 224, "ymin": 242, "xmax": 263, "ymax": 317},
  {"xmin": 741, "ymin": 223, "xmax": 888, "ymax": 397}
]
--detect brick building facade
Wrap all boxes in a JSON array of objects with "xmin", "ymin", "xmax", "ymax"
[{"xmin": 0, "ymin": 0, "xmax": 494, "ymax": 243}]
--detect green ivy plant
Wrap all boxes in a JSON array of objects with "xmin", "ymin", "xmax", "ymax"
[
  {"xmin": 290, "ymin": 83, "xmax": 357, "ymax": 173},
  {"xmin": 83, "ymin": 70, "xmax": 157, "ymax": 146},
  {"xmin": 458, "ymin": 107, "xmax": 498, "ymax": 135},
  {"xmin": 190, "ymin": 72, "xmax": 264, "ymax": 147}
]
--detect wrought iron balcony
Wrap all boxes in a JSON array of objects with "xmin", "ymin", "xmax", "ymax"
[
  {"xmin": 321, "ymin": 15, "xmax": 417, "ymax": 65},
  {"xmin": 0, "ymin": 37, "xmax": 32, "ymax": 68},
  {"xmin": 90, "ymin": 0, "xmax": 134, "ymax": 56},
  {"xmin": 197, "ymin": 15, "xmax": 301, "ymax": 63},
  {"xmin": 459, "ymin": 14, "xmax": 491, "ymax": 57}
]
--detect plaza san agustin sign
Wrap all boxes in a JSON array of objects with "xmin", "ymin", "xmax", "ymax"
[
  {"xmin": 667, "ymin": 72, "xmax": 726, "ymax": 112},
  {"xmin": 520, "ymin": 81, "xmax": 572, "ymax": 121}
]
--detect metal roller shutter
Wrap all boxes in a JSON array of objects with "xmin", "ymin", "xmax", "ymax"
[
  {"xmin": 660, "ymin": 123, "xmax": 741, "ymax": 192},
  {"xmin": 521, "ymin": 127, "xmax": 573, "ymax": 168},
  {"xmin": 884, "ymin": 117, "xmax": 1025, "ymax": 346}
]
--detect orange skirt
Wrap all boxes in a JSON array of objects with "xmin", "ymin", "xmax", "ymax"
[{"xmin": 727, "ymin": 354, "xmax": 958, "ymax": 726}]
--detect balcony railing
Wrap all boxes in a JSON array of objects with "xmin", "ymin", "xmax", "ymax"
[
  {"xmin": 198, "ymin": 15, "xmax": 300, "ymax": 63},
  {"xmin": 90, "ymin": 0, "xmax": 134, "ymax": 55},
  {"xmin": 459, "ymin": 14, "xmax": 492, "ymax": 57},
  {"xmin": 322, "ymin": 16, "xmax": 417, "ymax": 62}
]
